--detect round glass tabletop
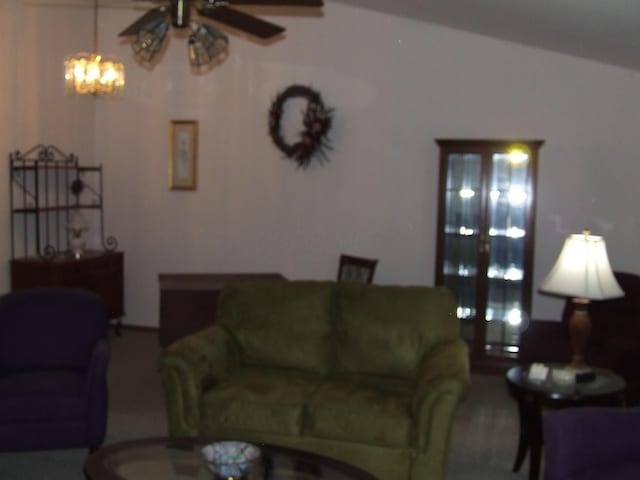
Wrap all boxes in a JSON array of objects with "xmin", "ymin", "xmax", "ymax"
[
  {"xmin": 85, "ymin": 437, "xmax": 377, "ymax": 480},
  {"xmin": 506, "ymin": 364, "xmax": 626, "ymax": 402}
]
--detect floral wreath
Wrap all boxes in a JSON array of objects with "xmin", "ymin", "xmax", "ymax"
[{"xmin": 268, "ymin": 85, "xmax": 334, "ymax": 168}]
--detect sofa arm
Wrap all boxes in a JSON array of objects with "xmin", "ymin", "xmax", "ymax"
[
  {"xmin": 159, "ymin": 325, "xmax": 240, "ymax": 437},
  {"xmin": 412, "ymin": 339, "xmax": 470, "ymax": 452}
]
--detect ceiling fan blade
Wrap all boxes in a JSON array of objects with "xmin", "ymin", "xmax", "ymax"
[
  {"xmin": 228, "ymin": 0, "xmax": 323, "ymax": 5},
  {"xmin": 118, "ymin": 7, "xmax": 168, "ymax": 37},
  {"xmin": 199, "ymin": 6, "xmax": 285, "ymax": 39}
]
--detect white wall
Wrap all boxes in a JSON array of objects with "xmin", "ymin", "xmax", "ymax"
[
  {"xmin": 0, "ymin": 1, "xmax": 96, "ymax": 293},
  {"xmin": 3, "ymin": 1, "xmax": 640, "ymax": 328}
]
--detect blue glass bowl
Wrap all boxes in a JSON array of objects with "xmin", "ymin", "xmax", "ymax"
[{"xmin": 201, "ymin": 441, "xmax": 260, "ymax": 479}]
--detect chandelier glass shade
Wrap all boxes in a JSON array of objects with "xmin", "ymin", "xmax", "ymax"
[
  {"xmin": 64, "ymin": 0, "xmax": 125, "ymax": 96},
  {"xmin": 64, "ymin": 53, "xmax": 125, "ymax": 96}
]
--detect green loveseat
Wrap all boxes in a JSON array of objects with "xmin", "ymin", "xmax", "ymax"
[{"xmin": 159, "ymin": 281, "xmax": 469, "ymax": 480}]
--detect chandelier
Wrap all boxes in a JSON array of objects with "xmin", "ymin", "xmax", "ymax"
[{"xmin": 64, "ymin": 0, "xmax": 125, "ymax": 96}]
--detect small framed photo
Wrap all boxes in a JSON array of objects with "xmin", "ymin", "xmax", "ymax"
[
  {"xmin": 337, "ymin": 254, "xmax": 378, "ymax": 284},
  {"xmin": 169, "ymin": 120, "xmax": 198, "ymax": 190}
]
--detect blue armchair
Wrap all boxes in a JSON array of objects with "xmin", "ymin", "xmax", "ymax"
[
  {"xmin": 543, "ymin": 407, "xmax": 640, "ymax": 480},
  {"xmin": 0, "ymin": 288, "xmax": 109, "ymax": 452}
]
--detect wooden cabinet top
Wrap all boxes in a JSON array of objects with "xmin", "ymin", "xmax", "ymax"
[
  {"xmin": 11, "ymin": 250, "xmax": 123, "ymax": 265},
  {"xmin": 158, "ymin": 273, "xmax": 287, "ymax": 291}
]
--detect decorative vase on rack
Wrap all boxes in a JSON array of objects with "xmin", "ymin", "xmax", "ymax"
[{"xmin": 66, "ymin": 211, "xmax": 89, "ymax": 259}]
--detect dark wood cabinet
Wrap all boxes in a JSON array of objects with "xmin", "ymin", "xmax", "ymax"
[
  {"xmin": 435, "ymin": 139, "xmax": 543, "ymax": 370},
  {"xmin": 158, "ymin": 273, "xmax": 287, "ymax": 347},
  {"xmin": 11, "ymin": 250, "xmax": 124, "ymax": 320}
]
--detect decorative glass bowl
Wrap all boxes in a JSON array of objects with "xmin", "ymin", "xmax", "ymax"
[{"xmin": 201, "ymin": 441, "xmax": 261, "ymax": 479}]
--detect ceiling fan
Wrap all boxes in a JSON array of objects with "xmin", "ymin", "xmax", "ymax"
[{"xmin": 119, "ymin": 0, "xmax": 324, "ymax": 67}]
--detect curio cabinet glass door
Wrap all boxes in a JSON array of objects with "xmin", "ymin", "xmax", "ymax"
[{"xmin": 435, "ymin": 139, "xmax": 543, "ymax": 369}]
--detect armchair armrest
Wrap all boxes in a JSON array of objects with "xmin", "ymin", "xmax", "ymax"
[
  {"xmin": 544, "ymin": 407, "xmax": 640, "ymax": 479},
  {"xmin": 87, "ymin": 337, "xmax": 109, "ymax": 448},
  {"xmin": 412, "ymin": 339, "xmax": 470, "ymax": 452},
  {"xmin": 159, "ymin": 325, "xmax": 240, "ymax": 437}
]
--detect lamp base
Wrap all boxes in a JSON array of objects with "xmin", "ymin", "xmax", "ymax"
[{"xmin": 568, "ymin": 298, "xmax": 591, "ymax": 369}]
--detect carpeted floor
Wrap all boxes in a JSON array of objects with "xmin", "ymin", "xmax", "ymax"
[
  {"xmin": 448, "ymin": 370, "xmax": 530, "ymax": 479},
  {"xmin": 0, "ymin": 329, "xmax": 529, "ymax": 479}
]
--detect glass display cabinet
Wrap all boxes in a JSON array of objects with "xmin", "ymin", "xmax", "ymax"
[{"xmin": 435, "ymin": 139, "xmax": 543, "ymax": 369}]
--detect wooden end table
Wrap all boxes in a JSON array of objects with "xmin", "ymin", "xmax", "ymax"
[{"xmin": 506, "ymin": 364, "xmax": 626, "ymax": 480}]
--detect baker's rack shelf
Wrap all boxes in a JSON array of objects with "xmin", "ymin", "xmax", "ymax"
[{"xmin": 9, "ymin": 144, "xmax": 117, "ymax": 260}]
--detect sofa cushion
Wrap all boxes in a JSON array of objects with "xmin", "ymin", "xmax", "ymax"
[
  {"xmin": 305, "ymin": 380, "xmax": 413, "ymax": 448},
  {"xmin": 200, "ymin": 368, "xmax": 321, "ymax": 437},
  {"xmin": 334, "ymin": 284, "xmax": 458, "ymax": 379},
  {"xmin": 0, "ymin": 370, "xmax": 88, "ymax": 422},
  {"xmin": 217, "ymin": 282, "xmax": 334, "ymax": 374}
]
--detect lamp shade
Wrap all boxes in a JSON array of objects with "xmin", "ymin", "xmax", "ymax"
[{"xmin": 540, "ymin": 232, "xmax": 623, "ymax": 300}]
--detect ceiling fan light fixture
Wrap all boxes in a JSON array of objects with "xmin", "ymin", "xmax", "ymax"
[
  {"xmin": 132, "ymin": 18, "xmax": 171, "ymax": 64},
  {"xmin": 118, "ymin": 0, "xmax": 322, "ymax": 69},
  {"xmin": 188, "ymin": 24, "xmax": 229, "ymax": 67},
  {"xmin": 170, "ymin": 0, "xmax": 191, "ymax": 28}
]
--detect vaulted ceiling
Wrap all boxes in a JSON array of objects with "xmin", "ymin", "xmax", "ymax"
[
  {"xmin": 27, "ymin": 0, "xmax": 640, "ymax": 72},
  {"xmin": 333, "ymin": 0, "xmax": 640, "ymax": 72}
]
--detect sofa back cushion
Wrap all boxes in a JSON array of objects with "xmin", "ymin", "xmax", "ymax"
[
  {"xmin": 333, "ymin": 284, "xmax": 458, "ymax": 379},
  {"xmin": 217, "ymin": 282, "xmax": 335, "ymax": 375}
]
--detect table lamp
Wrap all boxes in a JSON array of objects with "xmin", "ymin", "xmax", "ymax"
[{"xmin": 539, "ymin": 230, "xmax": 623, "ymax": 372}]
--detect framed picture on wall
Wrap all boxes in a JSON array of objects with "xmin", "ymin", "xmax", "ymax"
[
  {"xmin": 169, "ymin": 120, "xmax": 198, "ymax": 190},
  {"xmin": 337, "ymin": 254, "xmax": 378, "ymax": 284}
]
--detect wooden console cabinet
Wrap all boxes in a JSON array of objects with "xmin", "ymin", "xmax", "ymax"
[
  {"xmin": 11, "ymin": 250, "xmax": 125, "ymax": 322},
  {"xmin": 158, "ymin": 273, "xmax": 286, "ymax": 347}
]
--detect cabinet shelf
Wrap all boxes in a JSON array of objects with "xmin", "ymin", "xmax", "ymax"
[
  {"xmin": 488, "ymin": 277, "xmax": 524, "ymax": 284},
  {"xmin": 13, "ymin": 204, "xmax": 102, "ymax": 214},
  {"xmin": 443, "ymin": 229, "xmax": 527, "ymax": 240},
  {"xmin": 444, "ymin": 273, "xmax": 524, "ymax": 283},
  {"xmin": 12, "ymin": 165, "xmax": 102, "ymax": 172},
  {"xmin": 10, "ymin": 144, "xmax": 116, "ymax": 259}
]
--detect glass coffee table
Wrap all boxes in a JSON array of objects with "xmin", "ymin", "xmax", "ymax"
[{"xmin": 85, "ymin": 436, "xmax": 377, "ymax": 480}]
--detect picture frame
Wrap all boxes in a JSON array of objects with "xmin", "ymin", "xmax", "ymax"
[
  {"xmin": 337, "ymin": 254, "xmax": 378, "ymax": 284},
  {"xmin": 169, "ymin": 120, "xmax": 198, "ymax": 190}
]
